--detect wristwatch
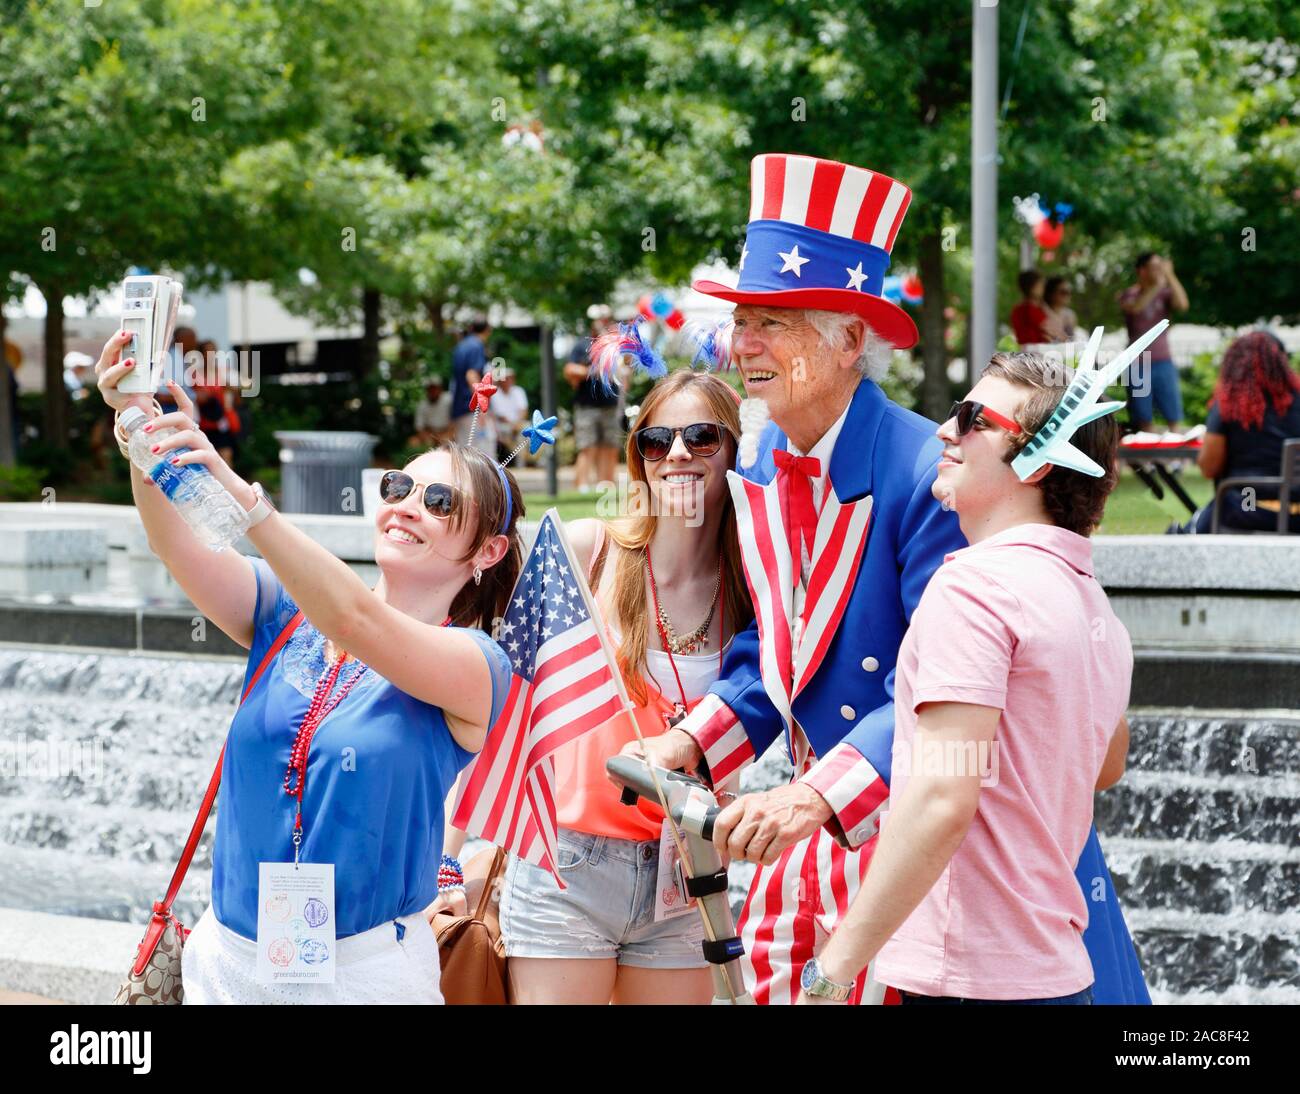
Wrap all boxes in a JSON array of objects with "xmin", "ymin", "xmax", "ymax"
[
  {"xmin": 244, "ymin": 482, "xmax": 276, "ymax": 528},
  {"xmin": 801, "ymin": 956, "xmax": 855, "ymax": 1002}
]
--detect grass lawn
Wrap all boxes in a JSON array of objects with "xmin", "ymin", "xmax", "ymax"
[
  {"xmin": 521, "ymin": 491, "xmax": 604, "ymax": 524},
  {"xmin": 526, "ymin": 466, "xmax": 1213, "ymax": 536},
  {"xmin": 1098, "ymin": 465, "xmax": 1212, "ymax": 535}
]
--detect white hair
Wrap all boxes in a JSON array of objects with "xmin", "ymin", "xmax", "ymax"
[{"xmin": 803, "ymin": 309, "xmax": 895, "ymax": 382}]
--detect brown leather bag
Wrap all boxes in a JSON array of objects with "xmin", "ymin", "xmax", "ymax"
[{"xmin": 432, "ymin": 846, "xmax": 511, "ymax": 1004}]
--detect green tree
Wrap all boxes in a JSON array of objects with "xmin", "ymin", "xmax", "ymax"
[
  {"xmin": 480, "ymin": 0, "xmax": 1254, "ymax": 417},
  {"xmin": 0, "ymin": 0, "xmax": 300, "ymax": 447}
]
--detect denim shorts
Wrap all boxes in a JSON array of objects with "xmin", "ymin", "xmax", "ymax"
[
  {"xmin": 500, "ymin": 827, "xmax": 707, "ymax": 969},
  {"xmin": 1125, "ymin": 356, "xmax": 1184, "ymax": 426}
]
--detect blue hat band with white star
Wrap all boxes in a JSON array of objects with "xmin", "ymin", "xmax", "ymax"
[{"xmin": 737, "ymin": 220, "xmax": 892, "ymax": 297}]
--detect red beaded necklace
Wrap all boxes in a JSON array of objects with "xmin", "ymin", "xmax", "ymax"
[
  {"xmin": 281, "ymin": 615, "xmax": 452, "ymax": 861},
  {"xmin": 282, "ymin": 653, "xmax": 369, "ymax": 860}
]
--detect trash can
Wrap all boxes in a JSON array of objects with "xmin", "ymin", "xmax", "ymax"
[{"xmin": 275, "ymin": 431, "xmax": 379, "ymax": 515}]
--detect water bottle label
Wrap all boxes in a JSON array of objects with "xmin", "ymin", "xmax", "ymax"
[{"xmin": 150, "ymin": 448, "xmax": 205, "ymax": 499}]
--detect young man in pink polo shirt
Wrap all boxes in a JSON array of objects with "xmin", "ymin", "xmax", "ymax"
[{"xmin": 797, "ymin": 342, "xmax": 1143, "ymax": 1006}]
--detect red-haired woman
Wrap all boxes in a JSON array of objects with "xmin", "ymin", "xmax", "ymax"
[{"xmin": 1183, "ymin": 332, "xmax": 1300, "ymax": 533}]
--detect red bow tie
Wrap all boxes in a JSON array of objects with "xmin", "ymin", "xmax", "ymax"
[{"xmin": 773, "ymin": 449, "xmax": 821, "ymax": 567}]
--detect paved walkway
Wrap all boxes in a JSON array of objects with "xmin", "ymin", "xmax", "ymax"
[
  {"xmin": 510, "ymin": 464, "xmax": 578, "ymax": 494},
  {"xmin": 1, "ymin": 988, "xmax": 61, "ymax": 1004}
]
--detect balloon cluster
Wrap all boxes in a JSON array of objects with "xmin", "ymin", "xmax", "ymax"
[
  {"xmin": 1013, "ymin": 193, "xmax": 1074, "ymax": 251},
  {"xmin": 883, "ymin": 273, "xmax": 924, "ymax": 306},
  {"xmin": 638, "ymin": 291, "xmax": 686, "ymax": 330}
]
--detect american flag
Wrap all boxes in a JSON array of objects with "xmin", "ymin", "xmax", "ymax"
[{"xmin": 452, "ymin": 510, "xmax": 626, "ymax": 885}]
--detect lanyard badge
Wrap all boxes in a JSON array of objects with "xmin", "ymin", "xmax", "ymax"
[{"xmin": 256, "ymin": 652, "xmax": 367, "ymax": 984}]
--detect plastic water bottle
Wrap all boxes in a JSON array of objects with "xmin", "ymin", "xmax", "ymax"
[{"xmin": 118, "ymin": 406, "xmax": 251, "ymax": 552}]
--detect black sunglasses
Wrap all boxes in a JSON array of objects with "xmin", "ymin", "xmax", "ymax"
[
  {"xmin": 379, "ymin": 470, "xmax": 463, "ymax": 518},
  {"xmin": 634, "ymin": 422, "xmax": 728, "ymax": 462},
  {"xmin": 947, "ymin": 400, "xmax": 1023, "ymax": 437}
]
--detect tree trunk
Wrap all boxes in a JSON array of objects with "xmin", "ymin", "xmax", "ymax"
[
  {"xmin": 917, "ymin": 230, "xmax": 949, "ymax": 422},
  {"xmin": 360, "ymin": 286, "xmax": 381, "ymax": 379},
  {"xmin": 0, "ymin": 307, "xmax": 15, "ymax": 465},
  {"xmin": 539, "ymin": 323, "xmax": 557, "ymax": 497},
  {"xmin": 41, "ymin": 285, "xmax": 68, "ymax": 447},
  {"xmin": 424, "ymin": 297, "xmax": 445, "ymax": 338}
]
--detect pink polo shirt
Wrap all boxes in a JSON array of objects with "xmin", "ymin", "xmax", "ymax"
[{"xmin": 873, "ymin": 523, "xmax": 1132, "ymax": 1000}]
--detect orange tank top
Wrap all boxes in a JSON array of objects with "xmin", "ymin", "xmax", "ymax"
[{"xmin": 553, "ymin": 524, "xmax": 726, "ymax": 842}]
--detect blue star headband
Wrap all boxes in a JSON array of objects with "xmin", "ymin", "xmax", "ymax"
[
  {"xmin": 519, "ymin": 409, "xmax": 558, "ymax": 457},
  {"xmin": 1011, "ymin": 319, "xmax": 1169, "ymax": 481},
  {"xmin": 488, "ymin": 410, "xmax": 557, "ymax": 533}
]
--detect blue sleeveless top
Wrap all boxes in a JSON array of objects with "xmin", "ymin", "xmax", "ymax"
[{"xmin": 211, "ymin": 559, "xmax": 511, "ymax": 940}]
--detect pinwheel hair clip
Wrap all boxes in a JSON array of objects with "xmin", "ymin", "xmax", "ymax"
[
  {"xmin": 588, "ymin": 306, "xmax": 738, "ymax": 391},
  {"xmin": 1011, "ymin": 319, "xmax": 1169, "ymax": 481},
  {"xmin": 464, "ymin": 370, "xmax": 559, "ymax": 534},
  {"xmin": 682, "ymin": 318, "xmax": 735, "ymax": 372},
  {"xmin": 588, "ymin": 320, "xmax": 668, "ymax": 393}
]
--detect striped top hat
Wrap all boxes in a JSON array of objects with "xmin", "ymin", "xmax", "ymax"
[{"xmin": 693, "ymin": 153, "xmax": 917, "ymax": 349}]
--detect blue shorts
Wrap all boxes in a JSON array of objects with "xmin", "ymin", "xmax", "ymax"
[
  {"xmin": 1125, "ymin": 356, "xmax": 1184, "ymax": 426},
  {"xmin": 899, "ymin": 985, "xmax": 1093, "ymax": 1005},
  {"xmin": 500, "ymin": 827, "xmax": 707, "ymax": 969}
]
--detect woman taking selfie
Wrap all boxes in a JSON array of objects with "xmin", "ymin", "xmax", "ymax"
[
  {"xmin": 497, "ymin": 368, "xmax": 752, "ymax": 1005},
  {"xmin": 94, "ymin": 329, "xmax": 520, "ymax": 1004}
]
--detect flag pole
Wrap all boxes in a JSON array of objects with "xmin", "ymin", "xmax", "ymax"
[{"xmin": 551, "ymin": 511, "xmax": 739, "ymax": 1002}]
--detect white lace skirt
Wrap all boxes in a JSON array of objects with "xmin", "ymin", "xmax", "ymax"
[{"xmin": 181, "ymin": 905, "xmax": 444, "ymax": 1005}]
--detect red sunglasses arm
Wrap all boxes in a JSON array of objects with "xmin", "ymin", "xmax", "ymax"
[{"xmin": 979, "ymin": 405, "xmax": 1023, "ymax": 435}]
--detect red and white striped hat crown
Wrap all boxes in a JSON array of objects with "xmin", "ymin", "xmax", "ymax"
[{"xmin": 693, "ymin": 153, "xmax": 917, "ymax": 348}]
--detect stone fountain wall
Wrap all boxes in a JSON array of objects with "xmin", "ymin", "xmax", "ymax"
[{"xmin": 0, "ymin": 507, "xmax": 1296, "ymax": 1003}]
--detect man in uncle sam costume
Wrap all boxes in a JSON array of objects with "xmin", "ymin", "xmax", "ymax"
[{"xmin": 633, "ymin": 152, "xmax": 1148, "ymax": 1006}]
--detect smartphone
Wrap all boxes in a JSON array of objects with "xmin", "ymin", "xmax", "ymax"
[{"xmin": 118, "ymin": 275, "xmax": 183, "ymax": 394}]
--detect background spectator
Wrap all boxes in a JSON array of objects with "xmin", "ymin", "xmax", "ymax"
[
  {"xmin": 159, "ymin": 325, "xmax": 200, "ymax": 410},
  {"xmin": 564, "ymin": 315, "xmax": 622, "ymax": 492},
  {"xmin": 194, "ymin": 339, "xmax": 241, "ymax": 465},
  {"xmin": 1043, "ymin": 275, "xmax": 1078, "ymax": 341},
  {"xmin": 451, "ymin": 319, "xmax": 496, "ymax": 456},
  {"xmin": 410, "ymin": 376, "xmax": 454, "ymax": 448},
  {"xmin": 63, "ymin": 351, "xmax": 96, "ymax": 399},
  {"xmin": 3, "ymin": 338, "xmax": 19, "ymax": 456},
  {"xmin": 1010, "ymin": 269, "xmax": 1063, "ymax": 347},
  {"xmin": 490, "ymin": 367, "xmax": 529, "ymax": 462},
  {"xmin": 1118, "ymin": 252, "xmax": 1189, "ymax": 433}
]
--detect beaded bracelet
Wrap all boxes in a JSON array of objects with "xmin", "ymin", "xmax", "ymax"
[{"xmin": 437, "ymin": 854, "xmax": 464, "ymax": 893}]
